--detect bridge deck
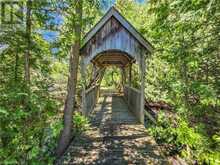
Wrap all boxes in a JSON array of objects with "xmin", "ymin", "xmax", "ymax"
[{"xmin": 58, "ymin": 95, "xmax": 166, "ymax": 164}]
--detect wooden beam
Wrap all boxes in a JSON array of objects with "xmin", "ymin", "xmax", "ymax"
[
  {"xmin": 121, "ymin": 67, "xmax": 126, "ymax": 88},
  {"xmin": 129, "ymin": 63, "xmax": 132, "ymax": 87},
  {"xmin": 80, "ymin": 57, "xmax": 86, "ymax": 115},
  {"xmin": 93, "ymin": 52, "xmax": 132, "ymax": 67},
  {"xmin": 139, "ymin": 50, "xmax": 146, "ymax": 124}
]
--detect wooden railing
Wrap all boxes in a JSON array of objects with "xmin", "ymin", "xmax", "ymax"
[
  {"xmin": 124, "ymin": 85, "xmax": 156, "ymax": 124},
  {"xmin": 124, "ymin": 85, "xmax": 143, "ymax": 123},
  {"xmin": 84, "ymin": 85, "xmax": 100, "ymax": 115}
]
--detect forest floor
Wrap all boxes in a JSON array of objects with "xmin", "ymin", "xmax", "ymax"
[{"xmin": 56, "ymin": 94, "xmax": 167, "ymax": 165}]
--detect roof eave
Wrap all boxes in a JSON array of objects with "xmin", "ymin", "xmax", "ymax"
[{"xmin": 81, "ymin": 7, "xmax": 154, "ymax": 54}]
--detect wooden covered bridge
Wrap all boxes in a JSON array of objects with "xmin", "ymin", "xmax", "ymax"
[{"xmin": 58, "ymin": 7, "xmax": 166, "ymax": 164}]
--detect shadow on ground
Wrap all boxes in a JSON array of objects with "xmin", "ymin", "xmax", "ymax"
[{"xmin": 56, "ymin": 94, "xmax": 167, "ymax": 165}]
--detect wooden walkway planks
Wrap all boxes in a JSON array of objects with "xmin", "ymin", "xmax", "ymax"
[{"xmin": 57, "ymin": 95, "xmax": 167, "ymax": 165}]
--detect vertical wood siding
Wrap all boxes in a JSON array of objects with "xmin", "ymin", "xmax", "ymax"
[{"xmin": 81, "ymin": 17, "xmax": 146, "ymax": 65}]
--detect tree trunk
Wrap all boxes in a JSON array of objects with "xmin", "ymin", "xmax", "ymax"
[
  {"xmin": 24, "ymin": 0, "xmax": 31, "ymax": 90},
  {"xmin": 56, "ymin": 0, "xmax": 83, "ymax": 157},
  {"xmin": 14, "ymin": 52, "xmax": 19, "ymax": 82}
]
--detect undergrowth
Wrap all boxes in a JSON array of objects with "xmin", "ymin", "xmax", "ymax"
[{"xmin": 147, "ymin": 112, "xmax": 220, "ymax": 165}]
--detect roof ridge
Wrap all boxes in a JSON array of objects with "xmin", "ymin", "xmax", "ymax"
[{"xmin": 82, "ymin": 6, "xmax": 153, "ymax": 53}]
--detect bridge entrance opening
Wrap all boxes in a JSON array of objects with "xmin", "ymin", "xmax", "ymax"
[{"xmin": 100, "ymin": 66, "xmax": 122, "ymax": 95}]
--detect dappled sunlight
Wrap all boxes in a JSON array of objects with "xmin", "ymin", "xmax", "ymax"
[{"xmin": 57, "ymin": 94, "xmax": 167, "ymax": 164}]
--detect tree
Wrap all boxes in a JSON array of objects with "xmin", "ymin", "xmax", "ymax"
[
  {"xmin": 0, "ymin": 1, "xmax": 61, "ymax": 163},
  {"xmin": 24, "ymin": 0, "xmax": 32, "ymax": 107},
  {"xmin": 56, "ymin": 0, "xmax": 83, "ymax": 157}
]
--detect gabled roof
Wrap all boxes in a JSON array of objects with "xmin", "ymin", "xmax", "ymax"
[{"xmin": 82, "ymin": 7, "xmax": 153, "ymax": 53}]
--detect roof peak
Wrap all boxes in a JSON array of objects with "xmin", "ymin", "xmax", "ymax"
[{"xmin": 82, "ymin": 6, "xmax": 153, "ymax": 53}]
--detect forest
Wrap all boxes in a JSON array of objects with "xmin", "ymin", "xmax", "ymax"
[{"xmin": 0, "ymin": 0, "xmax": 219, "ymax": 164}]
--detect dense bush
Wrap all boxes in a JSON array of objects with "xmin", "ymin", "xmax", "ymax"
[
  {"xmin": 72, "ymin": 112, "xmax": 90, "ymax": 136},
  {"xmin": 0, "ymin": 87, "xmax": 61, "ymax": 164},
  {"xmin": 148, "ymin": 112, "xmax": 220, "ymax": 164},
  {"xmin": 0, "ymin": 91, "xmax": 90, "ymax": 164}
]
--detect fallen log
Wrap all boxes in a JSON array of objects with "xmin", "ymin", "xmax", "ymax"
[{"xmin": 144, "ymin": 99, "xmax": 172, "ymax": 119}]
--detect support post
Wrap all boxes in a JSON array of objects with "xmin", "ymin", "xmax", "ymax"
[
  {"xmin": 121, "ymin": 67, "xmax": 126, "ymax": 92},
  {"xmin": 97, "ymin": 68, "xmax": 105, "ymax": 97},
  {"xmin": 140, "ymin": 52, "xmax": 146, "ymax": 124},
  {"xmin": 128, "ymin": 63, "xmax": 132, "ymax": 105},
  {"xmin": 92, "ymin": 64, "xmax": 97, "ymax": 80},
  {"xmin": 129, "ymin": 63, "xmax": 132, "ymax": 87},
  {"xmin": 80, "ymin": 57, "xmax": 86, "ymax": 115}
]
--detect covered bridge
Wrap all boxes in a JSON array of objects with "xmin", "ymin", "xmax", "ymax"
[{"xmin": 80, "ymin": 7, "xmax": 154, "ymax": 124}]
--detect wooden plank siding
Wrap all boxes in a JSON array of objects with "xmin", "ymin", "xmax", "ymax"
[
  {"xmin": 81, "ymin": 7, "xmax": 153, "ymax": 52},
  {"xmin": 81, "ymin": 16, "xmax": 147, "ymax": 66}
]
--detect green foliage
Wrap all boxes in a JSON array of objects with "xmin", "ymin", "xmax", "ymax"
[
  {"xmin": 148, "ymin": 112, "xmax": 220, "ymax": 164},
  {"xmin": 0, "ymin": 89, "xmax": 61, "ymax": 164},
  {"xmin": 72, "ymin": 112, "xmax": 90, "ymax": 136},
  {"xmin": 101, "ymin": 67, "xmax": 122, "ymax": 89},
  {"xmin": 149, "ymin": 112, "xmax": 203, "ymax": 151},
  {"xmin": 0, "ymin": 0, "xmax": 64, "ymax": 162},
  {"xmin": 200, "ymin": 151, "xmax": 220, "ymax": 165}
]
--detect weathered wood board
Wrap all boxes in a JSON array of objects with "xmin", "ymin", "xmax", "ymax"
[{"xmin": 81, "ymin": 15, "xmax": 148, "ymax": 66}]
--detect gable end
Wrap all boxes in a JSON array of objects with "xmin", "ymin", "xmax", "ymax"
[{"xmin": 82, "ymin": 7, "xmax": 153, "ymax": 53}]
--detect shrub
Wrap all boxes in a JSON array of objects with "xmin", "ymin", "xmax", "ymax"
[
  {"xmin": 72, "ymin": 112, "xmax": 90, "ymax": 136},
  {"xmin": 147, "ymin": 112, "xmax": 208, "ymax": 163},
  {"xmin": 0, "ymin": 88, "xmax": 61, "ymax": 164}
]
